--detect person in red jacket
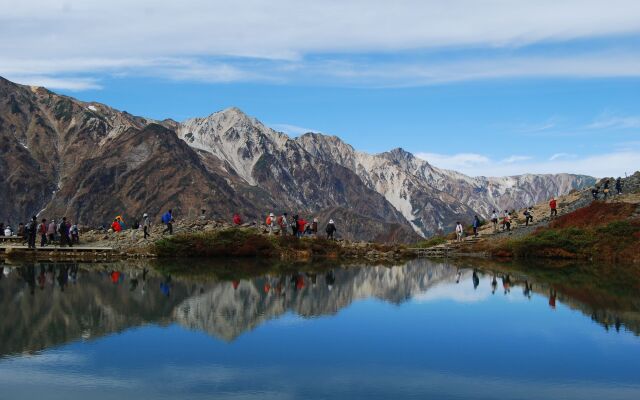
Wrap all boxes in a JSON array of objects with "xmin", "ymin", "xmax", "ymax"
[
  {"xmin": 296, "ymin": 217, "xmax": 306, "ymax": 238},
  {"xmin": 549, "ymin": 197, "xmax": 558, "ymax": 218},
  {"xmin": 233, "ymin": 213, "xmax": 242, "ymax": 225},
  {"xmin": 111, "ymin": 219, "xmax": 122, "ymax": 232}
]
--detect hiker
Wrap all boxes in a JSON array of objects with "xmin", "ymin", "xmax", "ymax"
[
  {"xmin": 455, "ymin": 221, "xmax": 464, "ymax": 242},
  {"xmin": 200, "ymin": 209, "xmax": 207, "ymax": 220},
  {"xmin": 26, "ymin": 216, "xmax": 37, "ymax": 249},
  {"xmin": 491, "ymin": 210, "xmax": 498, "ymax": 233},
  {"xmin": 70, "ymin": 223, "xmax": 79, "ymax": 244},
  {"xmin": 47, "ymin": 219, "xmax": 57, "ymax": 243},
  {"xmin": 4, "ymin": 225, "xmax": 12, "ymax": 237},
  {"xmin": 0, "ymin": 223, "xmax": 4, "ymax": 236},
  {"xmin": 143, "ymin": 213, "xmax": 151, "ymax": 239},
  {"xmin": 472, "ymin": 215, "xmax": 480, "ymax": 237},
  {"xmin": 266, "ymin": 213, "xmax": 275, "ymax": 234},
  {"xmin": 162, "ymin": 209, "xmax": 173, "ymax": 235},
  {"xmin": 616, "ymin": 177, "xmax": 623, "ymax": 195},
  {"xmin": 501, "ymin": 210, "xmax": 509, "ymax": 230},
  {"xmin": 39, "ymin": 218, "xmax": 48, "ymax": 247},
  {"xmin": 326, "ymin": 219, "xmax": 337, "ymax": 240},
  {"xmin": 131, "ymin": 218, "xmax": 140, "ymax": 239},
  {"xmin": 233, "ymin": 213, "xmax": 242, "ymax": 225},
  {"xmin": 297, "ymin": 216, "xmax": 307, "ymax": 238},
  {"xmin": 278, "ymin": 213, "xmax": 288, "ymax": 235},
  {"xmin": 17, "ymin": 222, "xmax": 25, "ymax": 238},
  {"xmin": 549, "ymin": 197, "xmax": 557, "ymax": 218},
  {"xmin": 524, "ymin": 207, "xmax": 534, "ymax": 226},
  {"xmin": 603, "ymin": 180, "xmax": 611, "ymax": 199},
  {"xmin": 111, "ymin": 219, "xmax": 122, "ymax": 232},
  {"xmin": 503, "ymin": 214, "xmax": 511, "ymax": 232},
  {"xmin": 291, "ymin": 215, "xmax": 299, "ymax": 236},
  {"xmin": 312, "ymin": 217, "xmax": 318, "ymax": 237},
  {"xmin": 59, "ymin": 217, "xmax": 72, "ymax": 247}
]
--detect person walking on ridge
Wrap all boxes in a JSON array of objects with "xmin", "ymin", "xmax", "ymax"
[
  {"xmin": 326, "ymin": 219, "xmax": 337, "ymax": 240},
  {"xmin": 47, "ymin": 219, "xmax": 57, "ymax": 243},
  {"xmin": 615, "ymin": 177, "xmax": 623, "ymax": 195},
  {"xmin": 59, "ymin": 217, "xmax": 72, "ymax": 247},
  {"xmin": 39, "ymin": 218, "xmax": 48, "ymax": 247},
  {"xmin": 472, "ymin": 216, "xmax": 480, "ymax": 237},
  {"xmin": 26, "ymin": 216, "xmax": 37, "ymax": 249},
  {"xmin": 524, "ymin": 207, "xmax": 534, "ymax": 226},
  {"xmin": 455, "ymin": 221, "xmax": 464, "ymax": 242},
  {"xmin": 490, "ymin": 210, "xmax": 498, "ymax": 233},
  {"xmin": 162, "ymin": 209, "xmax": 174, "ymax": 235},
  {"xmin": 143, "ymin": 213, "xmax": 151, "ymax": 239},
  {"xmin": 549, "ymin": 197, "xmax": 557, "ymax": 218}
]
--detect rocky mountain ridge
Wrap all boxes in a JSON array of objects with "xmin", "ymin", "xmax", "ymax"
[{"xmin": 0, "ymin": 76, "xmax": 594, "ymax": 241}]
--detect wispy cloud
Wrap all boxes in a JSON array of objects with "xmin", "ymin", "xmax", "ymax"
[
  {"xmin": 587, "ymin": 113, "xmax": 640, "ymax": 130},
  {"xmin": 271, "ymin": 123, "xmax": 318, "ymax": 136},
  {"xmin": 549, "ymin": 153, "xmax": 577, "ymax": 161},
  {"xmin": 1, "ymin": 1, "xmax": 640, "ymax": 90},
  {"xmin": 416, "ymin": 149, "xmax": 640, "ymax": 178}
]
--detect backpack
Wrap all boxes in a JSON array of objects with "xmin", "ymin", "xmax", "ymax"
[
  {"xmin": 161, "ymin": 212, "xmax": 171, "ymax": 224},
  {"xmin": 266, "ymin": 216, "xmax": 272, "ymax": 225}
]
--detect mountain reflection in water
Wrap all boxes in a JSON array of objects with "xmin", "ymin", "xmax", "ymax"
[{"xmin": 1, "ymin": 258, "xmax": 638, "ymax": 358}]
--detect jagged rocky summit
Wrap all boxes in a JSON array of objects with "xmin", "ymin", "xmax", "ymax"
[{"xmin": 0, "ymin": 76, "xmax": 594, "ymax": 242}]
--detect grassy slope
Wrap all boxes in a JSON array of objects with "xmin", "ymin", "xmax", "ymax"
[{"xmin": 476, "ymin": 202, "xmax": 640, "ymax": 263}]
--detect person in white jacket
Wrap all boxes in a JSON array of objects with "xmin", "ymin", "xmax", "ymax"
[{"xmin": 455, "ymin": 222, "xmax": 464, "ymax": 242}]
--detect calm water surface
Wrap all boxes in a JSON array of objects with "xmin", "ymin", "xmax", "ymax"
[{"xmin": 0, "ymin": 258, "xmax": 639, "ymax": 400}]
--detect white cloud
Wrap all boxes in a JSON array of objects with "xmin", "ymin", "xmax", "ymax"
[
  {"xmin": 587, "ymin": 113, "xmax": 640, "ymax": 130},
  {"xmin": 416, "ymin": 150, "xmax": 640, "ymax": 178},
  {"xmin": 2, "ymin": 1, "xmax": 640, "ymax": 58},
  {"xmin": 549, "ymin": 153, "xmax": 577, "ymax": 161},
  {"xmin": 1, "ymin": 1, "xmax": 640, "ymax": 89},
  {"xmin": 415, "ymin": 152, "xmax": 490, "ymax": 171},
  {"xmin": 4, "ymin": 75, "xmax": 103, "ymax": 91},
  {"xmin": 271, "ymin": 123, "xmax": 318, "ymax": 136},
  {"xmin": 502, "ymin": 155, "xmax": 532, "ymax": 164}
]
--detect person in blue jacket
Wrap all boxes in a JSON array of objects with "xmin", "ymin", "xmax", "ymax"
[{"xmin": 161, "ymin": 209, "xmax": 173, "ymax": 235}]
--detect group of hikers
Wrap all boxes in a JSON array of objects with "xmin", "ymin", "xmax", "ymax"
[
  {"xmin": 237, "ymin": 212, "xmax": 338, "ymax": 239},
  {"xmin": 105, "ymin": 208, "xmax": 339, "ymax": 240},
  {"xmin": 0, "ymin": 217, "xmax": 79, "ymax": 249},
  {"xmin": 591, "ymin": 177, "xmax": 623, "ymax": 200}
]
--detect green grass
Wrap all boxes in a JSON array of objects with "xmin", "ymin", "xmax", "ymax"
[
  {"xmin": 414, "ymin": 235, "xmax": 448, "ymax": 248},
  {"xmin": 500, "ymin": 220, "xmax": 640, "ymax": 259},
  {"xmin": 154, "ymin": 228, "xmax": 343, "ymax": 258}
]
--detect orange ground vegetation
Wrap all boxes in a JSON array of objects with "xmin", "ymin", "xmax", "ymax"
[{"xmin": 549, "ymin": 201, "xmax": 636, "ymax": 229}]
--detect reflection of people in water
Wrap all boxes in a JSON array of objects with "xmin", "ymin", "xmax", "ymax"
[
  {"xmin": 491, "ymin": 274, "xmax": 497, "ymax": 294},
  {"xmin": 232, "ymin": 280, "xmax": 240, "ymax": 290},
  {"xmin": 306, "ymin": 272, "xmax": 317, "ymax": 287},
  {"xmin": 456, "ymin": 268, "xmax": 462, "ymax": 284},
  {"xmin": 549, "ymin": 289, "xmax": 557, "ymax": 310},
  {"xmin": 142, "ymin": 268, "xmax": 148, "ymax": 295},
  {"xmin": 472, "ymin": 269, "xmax": 479, "ymax": 290},
  {"xmin": 21, "ymin": 264, "xmax": 36, "ymax": 295},
  {"xmin": 523, "ymin": 281, "xmax": 532, "ymax": 299},
  {"xmin": 110, "ymin": 271, "xmax": 121, "ymax": 284},
  {"xmin": 38, "ymin": 265, "xmax": 46, "ymax": 290},
  {"xmin": 502, "ymin": 275, "xmax": 511, "ymax": 295},
  {"xmin": 325, "ymin": 270, "xmax": 336, "ymax": 291},
  {"xmin": 69, "ymin": 265, "xmax": 78, "ymax": 284},
  {"xmin": 160, "ymin": 275, "xmax": 172, "ymax": 297},
  {"xmin": 57, "ymin": 265, "xmax": 69, "ymax": 292}
]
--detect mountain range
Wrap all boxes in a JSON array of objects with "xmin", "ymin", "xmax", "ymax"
[{"xmin": 0, "ymin": 76, "xmax": 594, "ymax": 242}]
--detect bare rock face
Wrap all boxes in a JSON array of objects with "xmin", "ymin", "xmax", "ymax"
[{"xmin": 1, "ymin": 76, "xmax": 594, "ymax": 242}]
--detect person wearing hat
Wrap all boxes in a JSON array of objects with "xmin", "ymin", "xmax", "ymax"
[
  {"xmin": 325, "ymin": 219, "xmax": 337, "ymax": 240},
  {"xmin": 143, "ymin": 213, "xmax": 151, "ymax": 239}
]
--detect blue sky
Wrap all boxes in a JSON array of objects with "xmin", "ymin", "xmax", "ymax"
[{"xmin": 2, "ymin": 0, "xmax": 639, "ymax": 177}]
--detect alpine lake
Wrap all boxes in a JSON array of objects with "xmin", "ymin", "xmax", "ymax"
[{"xmin": 1, "ymin": 257, "xmax": 639, "ymax": 400}]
